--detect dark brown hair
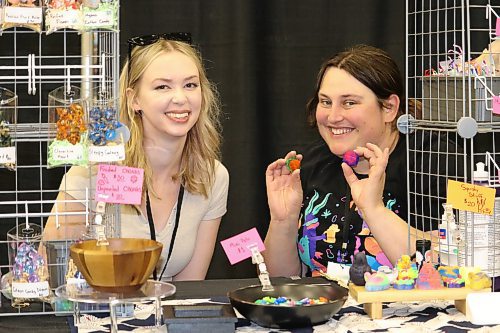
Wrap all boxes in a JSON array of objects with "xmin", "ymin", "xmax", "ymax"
[{"xmin": 306, "ymin": 45, "xmax": 410, "ymax": 129}]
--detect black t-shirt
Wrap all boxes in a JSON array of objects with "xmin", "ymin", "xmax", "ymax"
[{"xmin": 298, "ymin": 133, "xmax": 462, "ymax": 274}]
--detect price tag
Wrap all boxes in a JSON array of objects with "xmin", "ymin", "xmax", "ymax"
[
  {"xmin": 220, "ymin": 227, "xmax": 265, "ymax": 265},
  {"xmin": 447, "ymin": 179, "xmax": 495, "ymax": 215},
  {"xmin": 95, "ymin": 164, "xmax": 144, "ymax": 205},
  {"xmin": 493, "ymin": 96, "xmax": 500, "ymax": 115}
]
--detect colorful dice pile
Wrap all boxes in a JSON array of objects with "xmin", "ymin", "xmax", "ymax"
[
  {"xmin": 56, "ymin": 103, "xmax": 86, "ymax": 144},
  {"xmin": 254, "ymin": 296, "xmax": 330, "ymax": 306},
  {"xmin": 88, "ymin": 105, "xmax": 121, "ymax": 146},
  {"xmin": 12, "ymin": 242, "xmax": 46, "ymax": 283}
]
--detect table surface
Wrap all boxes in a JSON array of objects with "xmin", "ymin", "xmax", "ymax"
[{"xmin": 1, "ymin": 277, "xmax": 499, "ymax": 333}]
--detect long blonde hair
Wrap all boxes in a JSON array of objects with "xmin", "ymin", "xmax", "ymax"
[{"xmin": 119, "ymin": 39, "xmax": 222, "ymax": 198}]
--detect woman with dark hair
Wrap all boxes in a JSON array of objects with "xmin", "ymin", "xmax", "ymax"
[{"xmin": 263, "ymin": 45, "xmax": 452, "ymax": 278}]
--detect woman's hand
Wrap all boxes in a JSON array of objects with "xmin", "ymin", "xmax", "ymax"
[
  {"xmin": 265, "ymin": 151, "xmax": 303, "ymax": 223},
  {"xmin": 341, "ymin": 143, "xmax": 388, "ymax": 216}
]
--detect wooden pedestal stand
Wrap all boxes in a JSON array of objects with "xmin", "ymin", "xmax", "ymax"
[{"xmin": 349, "ymin": 283, "xmax": 491, "ymax": 319}]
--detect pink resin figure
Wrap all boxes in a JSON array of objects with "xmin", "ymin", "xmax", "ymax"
[
  {"xmin": 364, "ymin": 271, "xmax": 390, "ymax": 291},
  {"xmin": 416, "ymin": 262, "xmax": 443, "ymax": 289}
]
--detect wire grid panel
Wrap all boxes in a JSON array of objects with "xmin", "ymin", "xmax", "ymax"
[
  {"xmin": 407, "ymin": 0, "xmax": 500, "ymax": 282},
  {"xmin": 0, "ymin": 25, "xmax": 120, "ymax": 316}
]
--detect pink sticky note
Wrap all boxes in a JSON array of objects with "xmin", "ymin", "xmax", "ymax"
[
  {"xmin": 220, "ymin": 227, "xmax": 265, "ymax": 265},
  {"xmin": 496, "ymin": 18, "xmax": 500, "ymax": 37},
  {"xmin": 493, "ymin": 96, "xmax": 500, "ymax": 115},
  {"xmin": 95, "ymin": 164, "xmax": 144, "ymax": 205}
]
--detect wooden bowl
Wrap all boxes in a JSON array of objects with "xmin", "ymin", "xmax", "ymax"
[{"xmin": 70, "ymin": 238, "xmax": 162, "ymax": 293}]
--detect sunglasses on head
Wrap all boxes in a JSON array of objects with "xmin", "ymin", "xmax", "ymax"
[{"xmin": 127, "ymin": 32, "xmax": 193, "ymax": 77}]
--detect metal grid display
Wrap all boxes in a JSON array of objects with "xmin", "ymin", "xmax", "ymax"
[
  {"xmin": 0, "ymin": 8, "xmax": 120, "ymax": 315},
  {"xmin": 406, "ymin": 0, "xmax": 499, "ymax": 286}
]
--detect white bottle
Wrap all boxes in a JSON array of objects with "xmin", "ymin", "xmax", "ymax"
[{"xmin": 439, "ymin": 203, "xmax": 457, "ymax": 246}]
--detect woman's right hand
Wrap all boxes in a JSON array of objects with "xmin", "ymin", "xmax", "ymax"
[{"xmin": 265, "ymin": 151, "xmax": 303, "ymax": 223}]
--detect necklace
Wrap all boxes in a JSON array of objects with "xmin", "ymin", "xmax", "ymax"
[{"xmin": 146, "ymin": 185, "xmax": 184, "ymax": 281}]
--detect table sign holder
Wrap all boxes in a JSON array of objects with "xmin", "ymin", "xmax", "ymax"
[{"xmin": 56, "ymin": 280, "xmax": 176, "ymax": 333}]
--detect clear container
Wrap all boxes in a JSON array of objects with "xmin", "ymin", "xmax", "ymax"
[
  {"xmin": 7, "ymin": 224, "xmax": 50, "ymax": 307},
  {"xmin": 87, "ymin": 88, "xmax": 127, "ymax": 163},
  {"xmin": 47, "ymin": 85, "xmax": 88, "ymax": 168},
  {"xmin": 0, "ymin": 87, "xmax": 17, "ymax": 170}
]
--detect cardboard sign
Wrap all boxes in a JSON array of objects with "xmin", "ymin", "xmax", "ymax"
[
  {"xmin": 95, "ymin": 164, "xmax": 144, "ymax": 205},
  {"xmin": 220, "ymin": 227, "xmax": 265, "ymax": 265},
  {"xmin": 447, "ymin": 179, "xmax": 495, "ymax": 215}
]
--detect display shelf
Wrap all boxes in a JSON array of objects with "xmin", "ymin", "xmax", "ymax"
[
  {"xmin": 349, "ymin": 283, "xmax": 491, "ymax": 319},
  {"xmin": 0, "ymin": 1, "xmax": 120, "ymax": 316},
  {"xmin": 56, "ymin": 280, "xmax": 176, "ymax": 333}
]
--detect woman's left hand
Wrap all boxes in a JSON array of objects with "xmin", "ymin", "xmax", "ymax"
[{"xmin": 341, "ymin": 143, "xmax": 389, "ymax": 215}]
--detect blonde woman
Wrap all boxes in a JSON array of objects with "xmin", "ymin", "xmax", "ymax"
[{"xmin": 44, "ymin": 33, "xmax": 229, "ymax": 281}]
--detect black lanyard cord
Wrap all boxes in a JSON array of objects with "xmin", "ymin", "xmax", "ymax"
[
  {"xmin": 342, "ymin": 185, "xmax": 351, "ymax": 253},
  {"xmin": 146, "ymin": 185, "xmax": 184, "ymax": 281}
]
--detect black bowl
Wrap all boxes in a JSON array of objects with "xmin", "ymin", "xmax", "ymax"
[{"xmin": 228, "ymin": 283, "xmax": 348, "ymax": 329}]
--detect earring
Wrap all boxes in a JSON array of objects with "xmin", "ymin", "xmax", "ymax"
[{"xmin": 135, "ymin": 110, "xmax": 143, "ymax": 116}]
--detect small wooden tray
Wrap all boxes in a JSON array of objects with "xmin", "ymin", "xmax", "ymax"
[{"xmin": 349, "ymin": 283, "xmax": 491, "ymax": 319}]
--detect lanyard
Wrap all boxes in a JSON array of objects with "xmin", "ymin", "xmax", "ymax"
[
  {"xmin": 341, "ymin": 183, "xmax": 352, "ymax": 263},
  {"xmin": 146, "ymin": 185, "xmax": 184, "ymax": 281}
]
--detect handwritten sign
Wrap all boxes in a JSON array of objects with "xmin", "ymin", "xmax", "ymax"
[
  {"xmin": 447, "ymin": 179, "xmax": 495, "ymax": 215},
  {"xmin": 52, "ymin": 144, "xmax": 84, "ymax": 161},
  {"xmin": 4, "ymin": 6, "xmax": 42, "ymax": 24},
  {"xmin": 12, "ymin": 281, "xmax": 49, "ymax": 298},
  {"xmin": 46, "ymin": 9, "xmax": 82, "ymax": 29},
  {"xmin": 493, "ymin": 96, "xmax": 500, "ymax": 115},
  {"xmin": 220, "ymin": 227, "xmax": 265, "ymax": 265},
  {"xmin": 84, "ymin": 9, "xmax": 115, "ymax": 28},
  {"xmin": 89, "ymin": 144, "xmax": 125, "ymax": 162},
  {"xmin": 0, "ymin": 146, "xmax": 16, "ymax": 164},
  {"xmin": 95, "ymin": 164, "xmax": 144, "ymax": 205},
  {"xmin": 497, "ymin": 18, "xmax": 500, "ymax": 37}
]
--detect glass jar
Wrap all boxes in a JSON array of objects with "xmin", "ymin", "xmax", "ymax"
[
  {"xmin": 47, "ymin": 85, "xmax": 88, "ymax": 168},
  {"xmin": 7, "ymin": 224, "xmax": 50, "ymax": 307},
  {"xmin": 87, "ymin": 88, "xmax": 127, "ymax": 163}
]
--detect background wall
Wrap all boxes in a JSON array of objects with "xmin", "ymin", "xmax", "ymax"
[{"xmin": 119, "ymin": 0, "xmax": 406, "ymax": 278}]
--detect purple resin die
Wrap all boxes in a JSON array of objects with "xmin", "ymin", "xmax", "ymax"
[{"xmin": 342, "ymin": 150, "xmax": 359, "ymax": 167}]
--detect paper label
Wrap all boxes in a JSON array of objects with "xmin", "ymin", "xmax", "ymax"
[
  {"xmin": 46, "ymin": 8, "xmax": 82, "ymax": 28},
  {"xmin": 95, "ymin": 164, "xmax": 144, "ymax": 205},
  {"xmin": 447, "ymin": 180, "xmax": 495, "ymax": 215},
  {"xmin": 12, "ymin": 281, "xmax": 50, "ymax": 298},
  {"xmin": 84, "ymin": 9, "xmax": 114, "ymax": 27},
  {"xmin": 220, "ymin": 227, "xmax": 265, "ymax": 265},
  {"xmin": 89, "ymin": 144, "xmax": 125, "ymax": 162},
  {"xmin": 493, "ymin": 96, "xmax": 500, "ymax": 115},
  {"xmin": 52, "ymin": 144, "xmax": 84, "ymax": 161},
  {"xmin": 4, "ymin": 6, "xmax": 42, "ymax": 24},
  {"xmin": 0, "ymin": 146, "xmax": 16, "ymax": 164}
]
